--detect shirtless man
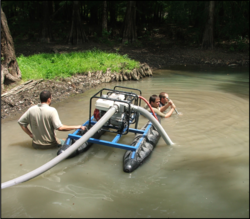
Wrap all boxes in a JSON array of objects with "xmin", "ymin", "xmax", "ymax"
[
  {"xmin": 146, "ymin": 94, "xmax": 176, "ymax": 118},
  {"xmin": 159, "ymin": 92, "xmax": 173, "ymax": 112}
]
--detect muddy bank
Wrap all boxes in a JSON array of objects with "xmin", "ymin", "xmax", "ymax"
[
  {"xmin": 1, "ymin": 40, "xmax": 249, "ymax": 121},
  {"xmin": 1, "ymin": 63, "xmax": 153, "ymax": 120}
]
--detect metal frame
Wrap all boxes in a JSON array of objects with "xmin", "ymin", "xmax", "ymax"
[
  {"xmin": 66, "ymin": 116, "xmax": 153, "ymax": 155},
  {"xmin": 64, "ymin": 86, "xmax": 149, "ymax": 159}
]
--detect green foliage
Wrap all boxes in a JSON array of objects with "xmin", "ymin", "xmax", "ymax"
[
  {"xmin": 2, "ymin": 1, "xmax": 249, "ymax": 50},
  {"xmin": 164, "ymin": 1, "xmax": 249, "ymax": 44},
  {"xmin": 101, "ymin": 29, "xmax": 112, "ymax": 44},
  {"xmin": 93, "ymin": 29, "xmax": 114, "ymax": 46},
  {"xmin": 142, "ymin": 29, "xmax": 152, "ymax": 41},
  {"xmin": 166, "ymin": 1, "xmax": 205, "ymax": 27},
  {"xmin": 17, "ymin": 50, "xmax": 140, "ymax": 81},
  {"xmin": 102, "ymin": 30, "xmax": 111, "ymax": 38},
  {"xmin": 133, "ymin": 40, "xmax": 143, "ymax": 48},
  {"xmin": 186, "ymin": 27, "xmax": 203, "ymax": 46},
  {"xmin": 59, "ymin": 1, "xmax": 72, "ymax": 6},
  {"xmin": 214, "ymin": 1, "xmax": 249, "ymax": 41},
  {"xmin": 229, "ymin": 36, "xmax": 249, "ymax": 52}
]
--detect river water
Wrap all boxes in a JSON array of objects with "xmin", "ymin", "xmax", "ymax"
[{"xmin": 1, "ymin": 66, "xmax": 249, "ymax": 218}]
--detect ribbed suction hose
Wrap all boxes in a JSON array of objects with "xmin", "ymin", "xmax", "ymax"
[
  {"xmin": 131, "ymin": 105, "xmax": 174, "ymax": 145},
  {"xmin": 1, "ymin": 105, "xmax": 119, "ymax": 190}
]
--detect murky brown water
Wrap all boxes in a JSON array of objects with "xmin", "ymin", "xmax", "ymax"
[{"xmin": 1, "ymin": 66, "xmax": 249, "ymax": 218}]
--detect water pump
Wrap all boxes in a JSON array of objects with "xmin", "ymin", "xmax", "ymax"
[{"xmin": 90, "ymin": 87, "xmax": 141, "ymax": 134}]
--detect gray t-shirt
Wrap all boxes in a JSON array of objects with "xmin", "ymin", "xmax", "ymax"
[{"xmin": 18, "ymin": 103, "xmax": 63, "ymax": 148}]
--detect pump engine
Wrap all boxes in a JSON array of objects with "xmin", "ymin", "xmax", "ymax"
[{"xmin": 91, "ymin": 87, "xmax": 141, "ymax": 134}]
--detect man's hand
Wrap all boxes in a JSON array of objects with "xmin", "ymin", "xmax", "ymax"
[
  {"xmin": 20, "ymin": 125, "xmax": 33, "ymax": 138},
  {"xmin": 168, "ymin": 99, "xmax": 174, "ymax": 105},
  {"xmin": 80, "ymin": 126, "xmax": 87, "ymax": 130},
  {"xmin": 169, "ymin": 100, "xmax": 175, "ymax": 108}
]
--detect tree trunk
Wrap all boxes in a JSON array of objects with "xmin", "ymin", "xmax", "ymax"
[
  {"xmin": 36, "ymin": 2, "xmax": 43, "ymax": 22},
  {"xmin": 50, "ymin": 2, "xmax": 66, "ymax": 20},
  {"xmin": 90, "ymin": 4, "xmax": 98, "ymax": 25},
  {"xmin": 122, "ymin": 1, "xmax": 137, "ymax": 44},
  {"xmin": 153, "ymin": 2, "xmax": 157, "ymax": 23},
  {"xmin": 202, "ymin": 1, "xmax": 215, "ymax": 49},
  {"xmin": 40, "ymin": 1, "xmax": 54, "ymax": 43},
  {"xmin": 67, "ymin": 1, "xmax": 88, "ymax": 45},
  {"xmin": 109, "ymin": 1, "xmax": 116, "ymax": 27},
  {"xmin": 138, "ymin": 1, "xmax": 146, "ymax": 26},
  {"xmin": 28, "ymin": 1, "xmax": 36, "ymax": 21},
  {"xmin": 83, "ymin": 1, "xmax": 86, "ymax": 21},
  {"xmin": 1, "ymin": 7, "xmax": 21, "ymax": 92},
  {"xmin": 102, "ymin": 1, "xmax": 107, "ymax": 33}
]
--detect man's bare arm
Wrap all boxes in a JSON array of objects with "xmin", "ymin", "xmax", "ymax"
[
  {"xmin": 160, "ymin": 100, "xmax": 173, "ymax": 112},
  {"xmin": 57, "ymin": 125, "xmax": 86, "ymax": 131},
  {"xmin": 19, "ymin": 124, "xmax": 33, "ymax": 138},
  {"xmin": 164, "ymin": 104, "xmax": 176, "ymax": 118}
]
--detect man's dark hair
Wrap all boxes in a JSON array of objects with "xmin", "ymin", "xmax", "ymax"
[
  {"xmin": 40, "ymin": 90, "xmax": 51, "ymax": 103},
  {"xmin": 149, "ymin": 95, "xmax": 158, "ymax": 104},
  {"xmin": 159, "ymin": 92, "xmax": 166, "ymax": 100}
]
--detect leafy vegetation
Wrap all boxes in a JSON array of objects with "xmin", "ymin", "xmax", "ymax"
[
  {"xmin": 2, "ymin": 1, "xmax": 249, "ymax": 46},
  {"xmin": 17, "ymin": 49, "xmax": 140, "ymax": 81}
]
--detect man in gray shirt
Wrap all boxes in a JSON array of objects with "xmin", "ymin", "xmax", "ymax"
[{"xmin": 18, "ymin": 90, "xmax": 86, "ymax": 149}]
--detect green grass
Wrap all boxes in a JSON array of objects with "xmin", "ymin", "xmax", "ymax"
[{"xmin": 17, "ymin": 49, "xmax": 140, "ymax": 81}]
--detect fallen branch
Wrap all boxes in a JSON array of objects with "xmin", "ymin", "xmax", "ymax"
[{"xmin": 1, "ymin": 79, "xmax": 43, "ymax": 97}]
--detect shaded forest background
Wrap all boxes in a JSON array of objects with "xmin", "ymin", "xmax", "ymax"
[
  {"xmin": 1, "ymin": 1, "xmax": 249, "ymax": 91},
  {"xmin": 1, "ymin": 1, "xmax": 249, "ymax": 120},
  {"xmin": 2, "ymin": 1, "xmax": 249, "ymax": 49}
]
